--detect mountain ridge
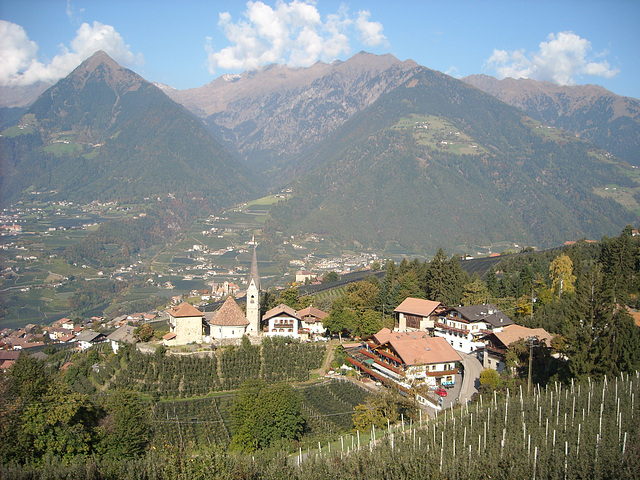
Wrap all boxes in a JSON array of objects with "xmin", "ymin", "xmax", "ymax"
[
  {"xmin": 462, "ymin": 74, "xmax": 640, "ymax": 165},
  {"xmin": 0, "ymin": 51, "xmax": 256, "ymax": 208}
]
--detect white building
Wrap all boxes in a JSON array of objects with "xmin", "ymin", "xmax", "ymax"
[
  {"xmin": 298, "ymin": 305, "xmax": 328, "ymax": 336},
  {"xmin": 434, "ymin": 304, "xmax": 513, "ymax": 353},
  {"xmin": 262, "ymin": 304, "xmax": 300, "ymax": 339},
  {"xmin": 205, "ymin": 296, "xmax": 249, "ymax": 341}
]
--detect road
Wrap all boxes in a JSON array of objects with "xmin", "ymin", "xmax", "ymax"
[{"xmin": 457, "ymin": 351, "xmax": 483, "ymax": 404}]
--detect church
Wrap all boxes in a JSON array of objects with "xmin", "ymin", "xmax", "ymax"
[
  {"xmin": 162, "ymin": 244, "xmax": 327, "ymax": 346},
  {"xmin": 163, "ymin": 246, "xmax": 261, "ymax": 346}
]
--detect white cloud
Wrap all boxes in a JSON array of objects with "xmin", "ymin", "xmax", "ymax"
[
  {"xmin": 486, "ymin": 31, "xmax": 619, "ymax": 85},
  {"xmin": 0, "ymin": 20, "xmax": 142, "ymax": 87},
  {"xmin": 206, "ymin": 1, "xmax": 385, "ymax": 74},
  {"xmin": 355, "ymin": 10, "xmax": 386, "ymax": 47}
]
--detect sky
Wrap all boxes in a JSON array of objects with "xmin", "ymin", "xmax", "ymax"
[{"xmin": 1, "ymin": 0, "xmax": 639, "ymax": 99}]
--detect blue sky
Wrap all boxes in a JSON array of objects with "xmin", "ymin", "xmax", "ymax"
[{"xmin": 1, "ymin": 0, "xmax": 639, "ymax": 98}]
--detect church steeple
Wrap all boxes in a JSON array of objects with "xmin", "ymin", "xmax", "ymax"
[{"xmin": 246, "ymin": 245, "xmax": 261, "ymax": 335}]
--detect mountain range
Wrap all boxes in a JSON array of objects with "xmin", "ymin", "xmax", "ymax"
[{"xmin": 1, "ymin": 51, "xmax": 638, "ymax": 254}]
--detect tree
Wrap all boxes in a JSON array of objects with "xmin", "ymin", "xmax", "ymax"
[
  {"xmin": 230, "ymin": 380, "xmax": 305, "ymax": 452},
  {"xmin": 479, "ymin": 368, "xmax": 500, "ymax": 389},
  {"xmin": 461, "ymin": 274, "xmax": 490, "ymax": 306},
  {"xmin": 98, "ymin": 391, "xmax": 150, "ymax": 458},
  {"xmin": 278, "ymin": 287, "xmax": 300, "ymax": 309},
  {"xmin": 134, "ymin": 323, "xmax": 154, "ymax": 342},
  {"xmin": 322, "ymin": 271, "xmax": 339, "ymax": 283},
  {"xmin": 324, "ymin": 298, "xmax": 357, "ymax": 341},
  {"xmin": 549, "ymin": 254, "xmax": 576, "ymax": 299}
]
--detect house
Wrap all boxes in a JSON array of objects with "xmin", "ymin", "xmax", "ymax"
[
  {"xmin": 0, "ymin": 351, "xmax": 20, "ymax": 371},
  {"xmin": 295, "ymin": 270, "xmax": 316, "ymax": 283},
  {"xmin": 106, "ymin": 325, "xmax": 137, "ymax": 353},
  {"xmin": 51, "ymin": 317, "xmax": 74, "ymax": 330},
  {"xmin": 165, "ymin": 303, "xmax": 207, "ymax": 345},
  {"xmin": 262, "ymin": 304, "xmax": 301, "ymax": 339},
  {"xmin": 205, "ymin": 296, "xmax": 249, "ymax": 341},
  {"xmin": 346, "ymin": 328, "xmax": 462, "ymax": 392},
  {"xmin": 480, "ymin": 324, "xmax": 554, "ymax": 373},
  {"xmin": 298, "ymin": 305, "xmax": 328, "ymax": 336},
  {"xmin": 75, "ymin": 330, "xmax": 106, "ymax": 351},
  {"xmin": 434, "ymin": 304, "xmax": 513, "ymax": 353},
  {"xmin": 394, "ymin": 297, "xmax": 445, "ymax": 332}
]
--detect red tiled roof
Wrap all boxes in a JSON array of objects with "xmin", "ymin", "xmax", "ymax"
[
  {"xmin": 298, "ymin": 305, "xmax": 328, "ymax": 320},
  {"xmin": 371, "ymin": 329, "xmax": 461, "ymax": 366},
  {"xmin": 394, "ymin": 297, "xmax": 442, "ymax": 317},
  {"xmin": 263, "ymin": 304, "xmax": 300, "ymax": 321},
  {"xmin": 208, "ymin": 297, "xmax": 249, "ymax": 326},
  {"xmin": 491, "ymin": 324, "xmax": 554, "ymax": 348},
  {"xmin": 169, "ymin": 302, "xmax": 204, "ymax": 318}
]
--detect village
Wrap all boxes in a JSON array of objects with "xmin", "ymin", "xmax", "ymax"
[{"xmin": 0, "ymin": 241, "xmax": 555, "ymax": 414}]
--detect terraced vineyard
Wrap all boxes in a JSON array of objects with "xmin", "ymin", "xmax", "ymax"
[
  {"xmin": 152, "ymin": 397, "xmax": 231, "ymax": 449},
  {"xmin": 301, "ymin": 379, "xmax": 373, "ymax": 435}
]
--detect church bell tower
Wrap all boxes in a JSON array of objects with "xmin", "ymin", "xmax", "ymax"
[{"xmin": 246, "ymin": 246, "xmax": 261, "ymax": 335}]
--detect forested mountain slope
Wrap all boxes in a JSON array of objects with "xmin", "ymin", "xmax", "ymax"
[
  {"xmin": 267, "ymin": 67, "xmax": 639, "ymax": 252},
  {"xmin": 0, "ymin": 51, "xmax": 256, "ymax": 208}
]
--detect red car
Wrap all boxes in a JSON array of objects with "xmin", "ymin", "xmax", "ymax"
[{"xmin": 435, "ymin": 387, "xmax": 448, "ymax": 397}]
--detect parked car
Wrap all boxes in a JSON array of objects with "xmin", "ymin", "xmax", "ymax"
[{"xmin": 435, "ymin": 387, "xmax": 448, "ymax": 397}]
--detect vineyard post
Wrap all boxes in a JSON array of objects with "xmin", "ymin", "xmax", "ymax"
[
  {"xmin": 504, "ymin": 396, "xmax": 508, "ymax": 426},
  {"xmin": 622, "ymin": 431, "xmax": 627, "ymax": 456},
  {"xmin": 419, "ymin": 409, "xmax": 422, "ymax": 427},
  {"xmin": 539, "ymin": 405, "xmax": 542, "ymax": 426},
  {"xmin": 595, "ymin": 433, "xmax": 599, "ymax": 466},
  {"xmin": 528, "ymin": 434, "xmax": 531, "ymax": 458},
  {"xmin": 501, "ymin": 428, "xmax": 506, "ymax": 457},
  {"xmin": 533, "ymin": 446, "xmax": 538, "ymax": 480},
  {"xmin": 565, "ymin": 441, "xmax": 568, "ymax": 477},
  {"xmin": 299, "ymin": 447, "xmax": 302, "ymax": 464},
  {"xmin": 391, "ymin": 433, "xmax": 394, "ymax": 451},
  {"xmin": 318, "ymin": 441, "xmax": 321, "ymax": 455},
  {"xmin": 402, "ymin": 414, "xmax": 405, "ymax": 431},
  {"xmin": 545, "ymin": 418, "xmax": 548, "ymax": 446},
  {"xmin": 588, "ymin": 390, "xmax": 591, "ymax": 416},
  {"xmin": 618, "ymin": 412, "xmax": 622, "ymax": 442},
  {"xmin": 484, "ymin": 421, "xmax": 487, "ymax": 452},
  {"xmin": 357, "ymin": 430, "xmax": 360, "ymax": 450},
  {"xmin": 463, "ymin": 426, "xmax": 467, "ymax": 448},
  {"xmin": 453, "ymin": 437, "xmax": 456, "ymax": 457},
  {"xmin": 577, "ymin": 423, "xmax": 581, "ymax": 457},
  {"xmin": 440, "ymin": 447, "xmax": 443, "ymax": 472},
  {"xmin": 341, "ymin": 436, "xmax": 343, "ymax": 452},
  {"xmin": 553, "ymin": 429, "xmax": 556, "ymax": 450},
  {"xmin": 572, "ymin": 396, "xmax": 575, "ymax": 426},
  {"xmin": 599, "ymin": 403, "xmax": 604, "ymax": 439}
]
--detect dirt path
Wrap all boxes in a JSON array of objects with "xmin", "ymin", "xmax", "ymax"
[{"xmin": 312, "ymin": 341, "xmax": 336, "ymax": 375}]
